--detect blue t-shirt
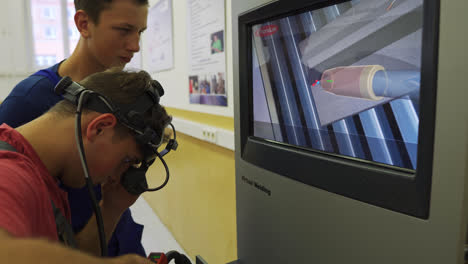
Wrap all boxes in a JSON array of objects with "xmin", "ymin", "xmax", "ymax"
[{"xmin": 0, "ymin": 63, "xmax": 146, "ymax": 257}]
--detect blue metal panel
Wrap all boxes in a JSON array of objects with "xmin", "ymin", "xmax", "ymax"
[
  {"xmin": 344, "ymin": 117, "xmax": 366, "ymax": 159},
  {"xmin": 332, "ymin": 119, "xmax": 357, "ymax": 157},
  {"xmin": 359, "ymin": 108, "xmax": 394, "ymax": 165},
  {"xmin": 374, "ymin": 105, "xmax": 406, "ymax": 168},
  {"xmin": 279, "ymin": 17, "xmax": 328, "ymax": 150},
  {"xmin": 263, "ymin": 22, "xmax": 307, "ymax": 146},
  {"xmin": 389, "ymin": 98, "xmax": 419, "ymax": 168}
]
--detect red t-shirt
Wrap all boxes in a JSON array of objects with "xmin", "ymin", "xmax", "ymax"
[{"xmin": 0, "ymin": 124, "xmax": 70, "ymax": 241}]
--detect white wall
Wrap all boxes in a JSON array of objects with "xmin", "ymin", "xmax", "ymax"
[
  {"xmin": 144, "ymin": 0, "xmax": 234, "ymax": 117},
  {"xmin": 0, "ymin": 0, "xmax": 33, "ymax": 100}
]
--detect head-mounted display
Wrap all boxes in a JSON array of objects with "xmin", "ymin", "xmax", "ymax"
[{"xmin": 55, "ymin": 76, "xmax": 177, "ymax": 195}]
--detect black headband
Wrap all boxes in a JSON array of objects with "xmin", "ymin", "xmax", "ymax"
[{"xmin": 54, "ymin": 76, "xmax": 165, "ymax": 163}]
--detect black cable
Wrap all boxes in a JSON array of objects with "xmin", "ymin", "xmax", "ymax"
[
  {"xmin": 170, "ymin": 123, "xmax": 177, "ymax": 141},
  {"xmin": 465, "ymin": 245, "xmax": 468, "ymax": 263},
  {"xmin": 142, "ymin": 123, "xmax": 176, "ymax": 192},
  {"xmin": 166, "ymin": 251, "xmax": 192, "ymax": 264},
  {"xmin": 145, "ymin": 151, "xmax": 170, "ymax": 192},
  {"xmin": 75, "ymin": 92, "xmax": 107, "ymax": 257},
  {"xmin": 85, "ymin": 177, "xmax": 107, "ymax": 256}
]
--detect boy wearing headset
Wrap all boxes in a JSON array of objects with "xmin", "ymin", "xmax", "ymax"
[
  {"xmin": 0, "ymin": 0, "xmax": 149, "ymax": 256},
  {"xmin": 0, "ymin": 69, "xmax": 169, "ymax": 264}
]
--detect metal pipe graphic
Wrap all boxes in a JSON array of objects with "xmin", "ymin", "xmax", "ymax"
[{"xmin": 319, "ymin": 65, "xmax": 420, "ymax": 101}]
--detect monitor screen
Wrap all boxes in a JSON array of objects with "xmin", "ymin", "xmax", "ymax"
[{"xmin": 251, "ymin": 0, "xmax": 422, "ymax": 170}]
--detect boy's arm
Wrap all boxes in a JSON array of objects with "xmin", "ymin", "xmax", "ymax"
[
  {"xmin": 75, "ymin": 181, "xmax": 140, "ymax": 256},
  {"xmin": 0, "ymin": 229, "xmax": 152, "ymax": 264},
  {"xmin": 74, "ymin": 200, "xmax": 124, "ymax": 256}
]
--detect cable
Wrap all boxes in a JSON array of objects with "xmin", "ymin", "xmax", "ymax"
[
  {"xmin": 145, "ymin": 151, "xmax": 170, "ymax": 192},
  {"xmin": 142, "ymin": 122, "xmax": 176, "ymax": 192},
  {"xmin": 75, "ymin": 91, "xmax": 107, "ymax": 257},
  {"xmin": 170, "ymin": 123, "xmax": 177, "ymax": 141},
  {"xmin": 166, "ymin": 251, "xmax": 192, "ymax": 264}
]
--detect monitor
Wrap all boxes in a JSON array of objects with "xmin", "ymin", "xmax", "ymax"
[
  {"xmin": 239, "ymin": 0, "xmax": 437, "ymax": 218},
  {"xmin": 233, "ymin": 0, "xmax": 468, "ymax": 263}
]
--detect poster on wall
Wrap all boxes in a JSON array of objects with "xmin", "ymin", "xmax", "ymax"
[
  {"xmin": 187, "ymin": 0, "xmax": 227, "ymax": 106},
  {"xmin": 146, "ymin": 0, "xmax": 174, "ymax": 72}
]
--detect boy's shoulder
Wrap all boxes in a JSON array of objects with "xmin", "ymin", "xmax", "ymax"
[{"xmin": 9, "ymin": 63, "xmax": 61, "ymax": 98}]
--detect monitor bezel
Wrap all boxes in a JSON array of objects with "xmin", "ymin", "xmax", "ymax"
[{"xmin": 238, "ymin": 0, "xmax": 440, "ymax": 218}]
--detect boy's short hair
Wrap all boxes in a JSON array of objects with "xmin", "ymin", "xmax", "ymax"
[
  {"xmin": 74, "ymin": 0, "xmax": 149, "ymax": 24},
  {"xmin": 50, "ymin": 69, "xmax": 171, "ymax": 142}
]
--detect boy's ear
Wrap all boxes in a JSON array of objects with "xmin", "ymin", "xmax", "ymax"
[
  {"xmin": 75, "ymin": 10, "xmax": 91, "ymax": 38},
  {"xmin": 85, "ymin": 114, "xmax": 118, "ymax": 142}
]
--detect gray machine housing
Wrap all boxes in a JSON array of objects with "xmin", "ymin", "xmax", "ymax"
[{"xmin": 232, "ymin": 0, "xmax": 468, "ymax": 263}]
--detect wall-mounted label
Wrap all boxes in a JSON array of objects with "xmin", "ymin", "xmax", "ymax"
[{"xmin": 255, "ymin": 25, "xmax": 278, "ymax": 37}]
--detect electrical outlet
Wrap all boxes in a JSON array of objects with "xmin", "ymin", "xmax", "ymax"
[{"xmin": 201, "ymin": 127, "xmax": 217, "ymax": 144}]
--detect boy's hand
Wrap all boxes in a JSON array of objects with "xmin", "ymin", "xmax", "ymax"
[{"xmin": 101, "ymin": 178, "xmax": 139, "ymax": 215}]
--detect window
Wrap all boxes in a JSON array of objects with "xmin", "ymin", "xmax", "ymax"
[
  {"xmin": 67, "ymin": 7, "xmax": 73, "ymax": 19},
  {"xmin": 67, "ymin": 0, "xmax": 80, "ymax": 54},
  {"xmin": 44, "ymin": 26, "xmax": 57, "ymax": 39},
  {"xmin": 42, "ymin": 6, "xmax": 56, "ymax": 19},
  {"xmin": 35, "ymin": 55, "xmax": 57, "ymax": 67},
  {"xmin": 68, "ymin": 28, "xmax": 79, "ymax": 39},
  {"xmin": 35, "ymin": 56, "xmax": 44, "ymax": 67},
  {"xmin": 46, "ymin": 55, "xmax": 57, "ymax": 65},
  {"xmin": 30, "ymin": 0, "xmax": 79, "ymax": 68}
]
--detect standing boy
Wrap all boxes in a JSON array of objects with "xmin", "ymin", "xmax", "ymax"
[{"xmin": 0, "ymin": 0, "xmax": 150, "ymax": 256}]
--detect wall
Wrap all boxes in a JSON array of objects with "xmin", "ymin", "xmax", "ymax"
[
  {"xmin": 144, "ymin": 0, "xmax": 234, "ymax": 118},
  {"xmin": 142, "ymin": 1, "xmax": 237, "ymax": 263},
  {"xmin": 142, "ymin": 108, "xmax": 237, "ymax": 264},
  {"xmin": 143, "ymin": 125, "xmax": 236, "ymax": 263},
  {"xmin": 0, "ymin": 0, "xmax": 33, "ymax": 99}
]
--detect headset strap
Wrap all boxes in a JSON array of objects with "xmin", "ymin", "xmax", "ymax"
[
  {"xmin": 0, "ymin": 141, "xmax": 17, "ymax": 152},
  {"xmin": 50, "ymin": 200, "xmax": 77, "ymax": 248},
  {"xmin": 0, "ymin": 140, "xmax": 77, "ymax": 248}
]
